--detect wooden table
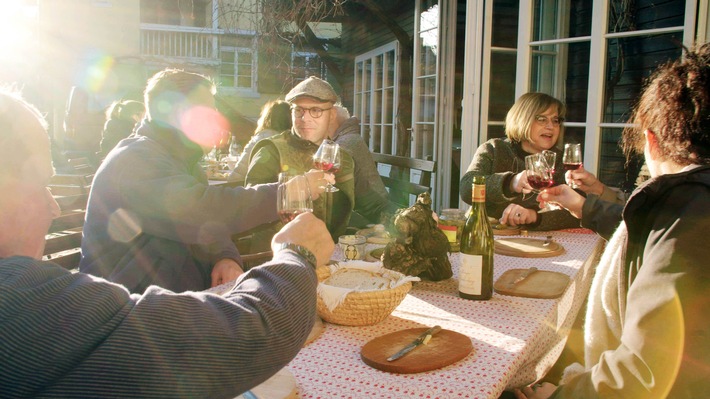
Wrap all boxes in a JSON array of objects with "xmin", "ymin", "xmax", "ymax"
[{"xmin": 287, "ymin": 229, "xmax": 603, "ymax": 398}]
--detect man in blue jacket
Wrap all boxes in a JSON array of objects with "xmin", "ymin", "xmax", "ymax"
[{"xmin": 79, "ymin": 68, "xmax": 325, "ymax": 293}]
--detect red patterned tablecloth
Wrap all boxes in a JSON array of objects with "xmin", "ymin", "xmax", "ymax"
[{"xmin": 288, "ymin": 230, "xmax": 604, "ymax": 399}]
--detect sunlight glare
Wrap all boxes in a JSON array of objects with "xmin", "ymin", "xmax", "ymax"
[{"xmin": 0, "ymin": 1, "xmax": 37, "ymax": 56}]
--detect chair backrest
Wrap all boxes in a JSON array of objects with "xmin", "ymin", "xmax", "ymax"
[
  {"xmin": 44, "ymin": 182, "xmax": 91, "ymax": 271},
  {"xmin": 371, "ymin": 153, "xmax": 437, "ymax": 207},
  {"xmin": 48, "ymin": 173, "xmax": 94, "ymax": 196}
]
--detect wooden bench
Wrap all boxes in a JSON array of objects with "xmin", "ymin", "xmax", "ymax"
[{"xmin": 371, "ymin": 153, "xmax": 437, "ymax": 207}]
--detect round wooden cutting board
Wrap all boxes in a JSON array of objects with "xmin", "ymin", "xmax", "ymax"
[
  {"xmin": 234, "ymin": 367, "xmax": 298, "ymax": 399},
  {"xmin": 493, "ymin": 269, "xmax": 570, "ymax": 299},
  {"xmin": 360, "ymin": 328, "xmax": 473, "ymax": 374},
  {"xmin": 494, "ymin": 237, "xmax": 564, "ymax": 258}
]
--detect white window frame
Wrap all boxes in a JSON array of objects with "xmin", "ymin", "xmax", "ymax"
[
  {"xmin": 354, "ymin": 41, "xmax": 399, "ymax": 155},
  {"xmin": 220, "ymin": 45, "xmax": 257, "ymax": 93},
  {"xmin": 291, "ymin": 51, "xmax": 327, "ymax": 83},
  {"xmin": 516, "ymin": 0, "xmax": 698, "ymax": 178}
]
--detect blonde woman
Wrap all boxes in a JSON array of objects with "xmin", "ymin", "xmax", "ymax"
[{"xmin": 459, "ymin": 92, "xmax": 579, "ymax": 231}]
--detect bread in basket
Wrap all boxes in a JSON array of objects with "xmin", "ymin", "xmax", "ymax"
[{"xmin": 316, "ymin": 261, "xmax": 420, "ymax": 326}]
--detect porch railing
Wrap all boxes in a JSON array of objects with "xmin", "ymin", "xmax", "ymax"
[{"xmin": 140, "ymin": 24, "xmax": 220, "ymax": 64}]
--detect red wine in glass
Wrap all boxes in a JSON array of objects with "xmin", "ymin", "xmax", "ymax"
[
  {"xmin": 527, "ymin": 175, "xmax": 554, "ymax": 191},
  {"xmin": 278, "ymin": 208, "xmax": 312, "ymax": 224},
  {"xmin": 313, "ymin": 140, "xmax": 341, "ymax": 192},
  {"xmin": 563, "ymin": 162, "xmax": 582, "ymax": 171},
  {"xmin": 314, "ymin": 160, "xmax": 341, "ymax": 174}
]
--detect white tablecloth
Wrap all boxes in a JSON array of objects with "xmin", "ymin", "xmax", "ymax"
[{"xmin": 288, "ymin": 229, "xmax": 604, "ymax": 399}]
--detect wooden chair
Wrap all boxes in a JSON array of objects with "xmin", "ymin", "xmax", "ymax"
[
  {"xmin": 371, "ymin": 153, "xmax": 437, "ymax": 208},
  {"xmin": 44, "ymin": 193, "xmax": 89, "ymax": 271},
  {"xmin": 48, "ymin": 173, "xmax": 94, "ymax": 197}
]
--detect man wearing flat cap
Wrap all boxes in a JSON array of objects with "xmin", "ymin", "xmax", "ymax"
[{"xmin": 245, "ymin": 76, "xmax": 356, "ymax": 242}]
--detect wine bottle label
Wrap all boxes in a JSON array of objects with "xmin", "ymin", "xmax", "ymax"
[
  {"xmin": 459, "ymin": 253, "xmax": 483, "ymax": 295},
  {"xmin": 472, "ymin": 184, "xmax": 486, "ymax": 203}
]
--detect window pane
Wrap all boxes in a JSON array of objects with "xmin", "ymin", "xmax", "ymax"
[
  {"xmin": 561, "ymin": 126, "xmax": 585, "ymax": 156},
  {"xmin": 607, "ymin": 0, "xmax": 685, "ymax": 34},
  {"xmin": 563, "ymin": 42, "xmax": 590, "ymax": 122},
  {"xmin": 602, "ymin": 32, "xmax": 683, "ymax": 123},
  {"xmin": 492, "ymin": 0, "xmax": 519, "ymax": 48},
  {"xmin": 488, "ymin": 52, "xmax": 516, "ymax": 122},
  {"xmin": 237, "ymin": 76, "xmax": 251, "ymax": 88},
  {"xmin": 386, "ymin": 50, "xmax": 396, "ymax": 85},
  {"xmin": 598, "ymin": 127, "xmax": 643, "ymax": 191},
  {"xmin": 534, "ymin": 0, "xmax": 593, "ymax": 41}
]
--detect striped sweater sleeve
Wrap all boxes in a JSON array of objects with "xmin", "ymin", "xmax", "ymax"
[{"xmin": 0, "ymin": 252, "xmax": 316, "ymax": 398}]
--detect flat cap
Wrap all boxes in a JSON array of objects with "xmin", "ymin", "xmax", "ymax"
[{"xmin": 285, "ymin": 76, "xmax": 338, "ymax": 103}]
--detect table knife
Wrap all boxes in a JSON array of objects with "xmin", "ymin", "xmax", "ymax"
[
  {"xmin": 509, "ymin": 267, "xmax": 538, "ymax": 287},
  {"xmin": 386, "ymin": 325, "xmax": 442, "ymax": 361}
]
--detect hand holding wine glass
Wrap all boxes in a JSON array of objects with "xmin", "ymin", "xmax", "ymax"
[
  {"xmin": 277, "ymin": 172, "xmax": 313, "ymax": 224},
  {"xmin": 563, "ymin": 143, "xmax": 583, "ymax": 188},
  {"xmin": 525, "ymin": 153, "xmax": 558, "ymax": 212},
  {"xmin": 313, "ymin": 139, "xmax": 341, "ymax": 192}
]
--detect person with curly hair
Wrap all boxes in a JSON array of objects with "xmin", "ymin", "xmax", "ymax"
[{"xmin": 519, "ymin": 42, "xmax": 710, "ymax": 399}]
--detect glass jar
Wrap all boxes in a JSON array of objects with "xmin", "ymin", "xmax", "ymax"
[
  {"xmin": 338, "ymin": 235, "xmax": 367, "ymax": 260},
  {"xmin": 438, "ymin": 208, "xmax": 466, "ymax": 252}
]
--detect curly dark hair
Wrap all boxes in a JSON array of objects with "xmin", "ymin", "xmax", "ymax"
[{"xmin": 623, "ymin": 43, "xmax": 710, "ymax": 166}]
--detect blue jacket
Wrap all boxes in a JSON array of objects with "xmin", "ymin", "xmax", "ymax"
[{"xmin": 79, "ymin": 121, "xmax": 278, "ymax": 293}]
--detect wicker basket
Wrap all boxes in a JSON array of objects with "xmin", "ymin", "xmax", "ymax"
[{"xmin": 316, "ymin": 266, "xmax": 412, "ymax": 326}]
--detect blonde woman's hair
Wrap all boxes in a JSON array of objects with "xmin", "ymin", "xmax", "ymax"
[{"xmin": 504, "ymin": 92, "xmax": 565, "ymax": 145}]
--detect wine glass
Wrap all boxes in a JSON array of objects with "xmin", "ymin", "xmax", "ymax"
[
  {"xmin": 313, "ymin": 139, "xmax": 341, "ymax": 192},
  {"xmin": 542, "ymin": 150, "xmax": 557, "ymax": 176},
  {"xmin": 277, "ymin": 172, "xmax": 313, "ymax": 224},
  {"xmin": 525, "ymin": 153, "xmax": 558, "ymax": 212},
  {"xmin": 563, "ymin": 143, "xmax": 583, "ymax": 188}
]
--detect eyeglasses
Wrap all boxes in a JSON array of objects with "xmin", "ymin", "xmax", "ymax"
[
  {"xmin": 291, "ymin": 106, "xmax": 332, "ymax": 119},
  {"xmin": 534, "ymin": 115, "xmax": 564, "ymax": 127}
]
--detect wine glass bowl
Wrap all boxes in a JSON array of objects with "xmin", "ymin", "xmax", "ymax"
[
  {"xmin": 525, "ymin": 153, "xmax": 558, "ymax": 212},
  {"xmin": 277, "ymin": 172, "xmax": 313, "ymax": 224},
  {"xmin": 313, "ymin": 139, "xmax": 341, "ymax": 192},
  {"xmin": 525, "ymin": 154, "xmax": 554, "ymax": 192},
  {"xmin": 563, "ymin": 143, "xmax": 583, "ymax": 188}
]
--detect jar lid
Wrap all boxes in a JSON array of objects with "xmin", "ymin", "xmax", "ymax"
[
  {"xmin": 441, "ymin": 208, "xmax": 465, "ymax": 216},
  {"xmin": 338, "ymin": 235, "xmax": 367, "ymax": 245}
]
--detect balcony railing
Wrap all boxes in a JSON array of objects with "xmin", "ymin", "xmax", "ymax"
[{"xmin": 140, "ymin": 24, "xmax": 220, "ymax": 64}]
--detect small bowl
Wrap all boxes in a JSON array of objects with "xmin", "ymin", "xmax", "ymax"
[{"xmin": 338, "ymin": 235, "xmax": 367, "ymax": 260}]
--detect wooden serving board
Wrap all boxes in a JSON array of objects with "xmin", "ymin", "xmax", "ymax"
[
  {"xmin": 234, "ymin": 367, "xmax": 298, "ymax": 399},
  {"xmin": 493, "ymin": 268, "xmax": 570, "ymax": 298},
  {"xmin": 361, "ymin": 328, "xmax": 473, "ymax": 374},
  {"xmin": 492, "ymin": 225, "xmax": 522, "ymax": 236},
  {"xmin": 494, "ymin": 237, "xmax": 565, "ymax": 258}
]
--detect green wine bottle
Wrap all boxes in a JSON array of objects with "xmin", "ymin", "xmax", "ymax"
[{"xmin": 458, "ymin": 176, "xmax": 494, "ymax": 300}]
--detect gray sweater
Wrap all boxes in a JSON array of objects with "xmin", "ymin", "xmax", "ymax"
[
  {"xmin": 459, "ymin": 138, "xmax": 579, "ymax": 231},
  {"xmin": 332, "ymin": 117, "xmax": 400, "ymax": 225}
]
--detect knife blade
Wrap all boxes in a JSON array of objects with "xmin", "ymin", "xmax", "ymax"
[
  {"xmin": 386, "ymin": 325, "xmax": 442, "ymax": 361},
  {"xmin": 508, "ymin": 266, "xmax": 538, "ymax": 287}
]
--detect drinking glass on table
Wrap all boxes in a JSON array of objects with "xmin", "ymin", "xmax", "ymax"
[
  {"xmin": 313, "ymin": 139, "xmax": 341, "ymax": 192},
  {"xmin": 277, "ymin": 172, "xmax": 313, "ymax": 224},
  {"xmin": 563, "ymin": 143, "xmax": 583, "ymax": 188},
  {"xmin": 525, "ymin": 153, "xmax": 558, "ymax": 212}
]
